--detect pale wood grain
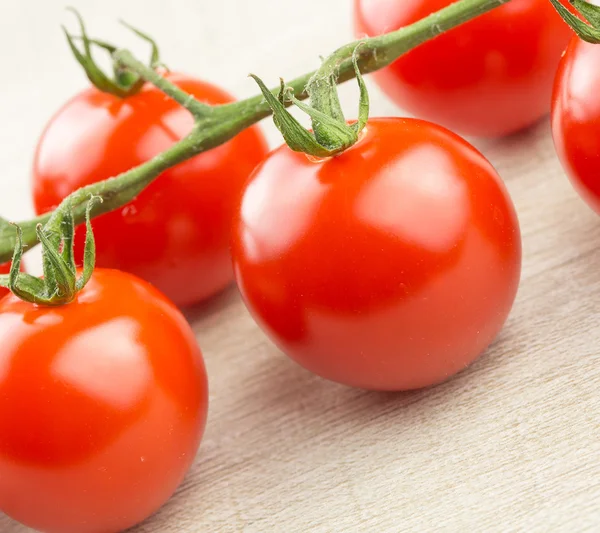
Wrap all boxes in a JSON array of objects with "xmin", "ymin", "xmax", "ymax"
[{"xmin": 1, "ymin": 1, "xmax": 599, "ymax": 532}]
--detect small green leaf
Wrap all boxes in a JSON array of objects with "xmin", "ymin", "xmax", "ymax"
[
  {"xmin": 1, "ymin": 196, "xmax": 99, "ymax": 306},
  {"xmin": 36, "ymin": 224, "xmax": 76, "ymax": 302},
  {"xmin": 14, "ymin": 277, "xmax": 51, "ymax": 305},
  {"xmin": 306, "ymin": 59, "xmax": 348, "ymax": 146},
  {"xmin": 64, "ymin": 8, "xmax": 131, "ymax": 97},
  {"xmin": 351, "ymin": 44, "xmax": 370, "ymax": 135},
  {"xmin": 74, "ymin": 35, "xmax": 117, "ymax": 54},
  {"xmin": 41, "ymin": 197, "xmax": 70, "ymax": 293},
  {"xmin": 59, "ymin": 199, "xmax": 76, "ymax": 275},
  {"xmin": 250, "ymin": 74, "xmax": 334, "ymax": 158},
  {"xmin": 285, "ymin": 90, "xmax": 358, "ymax": 151},
  {"xmin": 548, "ymin": 0, "xmax": 600, "ymax": 43},
  {"xmin": 120, "ymin": 20, "xmax": 161, "ymax": 67},
  {"xmin": 64, "ymin": 8, "xmax": 147, "ymax": 98},
  {"xmin": 3, "ymin": 225, "xmax": 49, "ymax": 305},
  {"xmin": 573, "ymin": 0, "xmax": 600, "ymax": 29},
  {"xmin": 308, "ymin": 73, "xmax": 346, "ymax": 126},
  {"xmin": 116, "ymin": 20, "xmax": 163, "ymax": 94},
  {"xmin": 76, "ymin": 196, "xmax": 101, "ymax": 291},
  {"xmin": 63, "ymin": 27, "xmax": 129, "ymax": 97}
]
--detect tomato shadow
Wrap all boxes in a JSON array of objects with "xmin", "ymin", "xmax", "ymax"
[
  {"xmin": 247, "ymin": 349, "xmax": 428, "ymax": 412},
  {"xmin": 182, "ymin": 283, "xmax": 241, "ymax": 324},
  {"xmin": 211, "ymin": 335, "xmax": 505, "ymax": 445},
  {"xmin": 261, "ymin": 313, "xmax": 509, "ymax": 418},
  {"xmin": 471, "ymin": 115, "xmax": 550, "ymax": 158}
]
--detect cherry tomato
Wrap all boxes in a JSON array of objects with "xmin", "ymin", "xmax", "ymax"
[
  {"xmin": 354, "ymin": 0, "xmax": 572, "ymax": 137},
  {"xmin": 33, "ymin": 73, "xmax": 269, "ymax": 307},
  {"xmin": 0, "ymin": 269, "xmax": 208, "ymax": 533},
  {"xmin": 552, "ymin": 36, "xmax": 600, "ymax": 214},
  {"xmin": 232, "ymin": 118, "xmax": 521, "ymax": 390}
]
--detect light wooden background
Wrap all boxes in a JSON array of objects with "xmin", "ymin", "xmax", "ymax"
[{"xmin": 1, "ymin": 1, "xmax": 599, "ymax": 532}]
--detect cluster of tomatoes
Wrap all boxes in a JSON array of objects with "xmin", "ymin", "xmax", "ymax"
[{"xmin": 0, "ymin": 1, "xmax": 598, "ymax": 532}]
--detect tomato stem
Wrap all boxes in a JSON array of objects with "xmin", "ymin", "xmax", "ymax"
[
  {"xmin": 0, "ymin": 0, "xmax": 510, "ymax": 264},
  {"xmin": 64, "ymin": 8, "xmax": 171, "ymax": 98},
  {"xmin": 63, "ymin": 8, "xmax": 143, "ymax": 97},
  {"xmin": 549, "ymin": 0, "xmax": 600, "ymax": 43},
  {"xmin": 0, "ymin": 197, "xmax": 100, "ymax": 306},
  {"xmin": 248, "ymin": 47, "xmax": 370, "ymax": 157},
  {"xmin": 113, "ymin": 50, "xmax": 212, "ymax": 118}
]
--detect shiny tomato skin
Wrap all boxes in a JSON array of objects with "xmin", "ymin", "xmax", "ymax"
[
  {"xmin": 232, "ymin": 118, "xmax": 521, "ymax": 391},
  {"xmin": 552, "ymin": 36, "xmax": 600, "ymax": 214},
  {"xmin": 33, "ymin": 73, "xmax": 269, "ymax": 307},
  {"xmin": 354, "ymin": 0, "xmax": 572, "ymax": 137},
  {"xmin": 0, "ymin": 269, "xmax": 208, "ymax": 533}
]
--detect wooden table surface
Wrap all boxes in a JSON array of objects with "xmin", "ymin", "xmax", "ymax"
[{"xmin": 1, "ymin": 1, "xmax": 599, "ymax": 531}]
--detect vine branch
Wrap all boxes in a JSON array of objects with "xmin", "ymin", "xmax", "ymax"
[{"xmin": 0, "ymin": 0, "xmax": 511, "ymax": 263}]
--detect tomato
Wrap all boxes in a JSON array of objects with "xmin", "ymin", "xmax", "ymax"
[
  {"xmin": 551, "ymin": 36, "xmax": 600, "ymax": 214},
  {"xmin": 232, "ymin": 118, "xmax": 521, "ymax": 390},
  {"xmin": 0, "ymin": 269, "xmax": 208, "ymax": 533},
  {"xmin": 33, "ymin": 73, "xmax": 269, "ymax": 307},
  {"xmin": 354, "ymin": 0, "xmax": 572, "ymax": 137}
]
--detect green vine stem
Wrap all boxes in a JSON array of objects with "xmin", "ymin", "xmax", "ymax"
[
  {"xmin": 113, "ymin": 50, "xmax": 212, "ymax": 117},
  {"xmin": 0, "ymin": 0, "xmax": 510, "ymax": 264}
]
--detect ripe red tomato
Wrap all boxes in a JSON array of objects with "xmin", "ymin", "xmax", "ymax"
[
  {"xmin": 552, "ymin": 36, "xmax": 600, "ymax": 214},
  {"xmin": 33, "ymin": 73, "xmax": 269, "ymax": 307},
  {"xmin": 232, "ymin": 118, "xmax": 521, "ymax": 390},
  {"xmin": 354, "ymin": 0, "xmax": 572, "ymax": 137},
  {"xmin": 0, "ymin": 269, "xmax": 208, "ymax": 533}
]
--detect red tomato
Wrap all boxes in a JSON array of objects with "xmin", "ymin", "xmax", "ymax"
[
  {"xmin": 33, "ymin": 73, "xmax": 269, "ymax": 307},
  {"xmin": 0, "ymin": 269, "xmax": 208, "ymax": 533},
  {"xmin": 354, "ymin": 0, "xmax": 572, "ymax": 137},
  {"xmin": 232, "ymin": 118, "xmax": 521, "ymax": 390},
  {"xmin": 552, "ymin": 36, "xmax": 600, "ymax": 214}
]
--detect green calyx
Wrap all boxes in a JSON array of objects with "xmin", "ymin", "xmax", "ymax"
[
  {"xmin": 0, "ymin": 197, "xmax": 100, "ymax": 307},
  {"xmin": 63, "ymin": 7, "xmax": 163, "ymax": 97},
  {"xmin": 549, "ymin": 0, "xmax": 600, "ymax": 43},
  {"xmin": 251, "ymin": 45, "xmax": 370, "ymax": 158}
]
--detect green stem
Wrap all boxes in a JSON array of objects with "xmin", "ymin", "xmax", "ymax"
[
  {"xmin": 227, "ymin": 0, "xmax": 510, "ymax": 121},
  {"xmin": 113, "ymin": 50, "xmax": 213, "ymax": 117},
  {"xmin": 0, "ymin": 0, "xmax": 509, "ymax": 264},
  {"xmin": 0, "ymin": 131, "xmax": 204, "ymax": 261}
]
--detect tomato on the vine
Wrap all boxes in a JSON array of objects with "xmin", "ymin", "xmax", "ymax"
[
  {"xmin": 232, "ymin": 118, "xmax": 521, "ymax": 391},
  {"xmin": 0, "ymin": 269, "xmax": 208, "ymax": 533},
  {"xmin": 354, "ymin": 0, "xmax": 572, "ymax": 137},
  {"xmin": 33, "ymin": 73, "xmax": 269, "ymax": 307},
  {"xmin": 552, "ymin": 36, "xmax": 600, "ymax": 214}
]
